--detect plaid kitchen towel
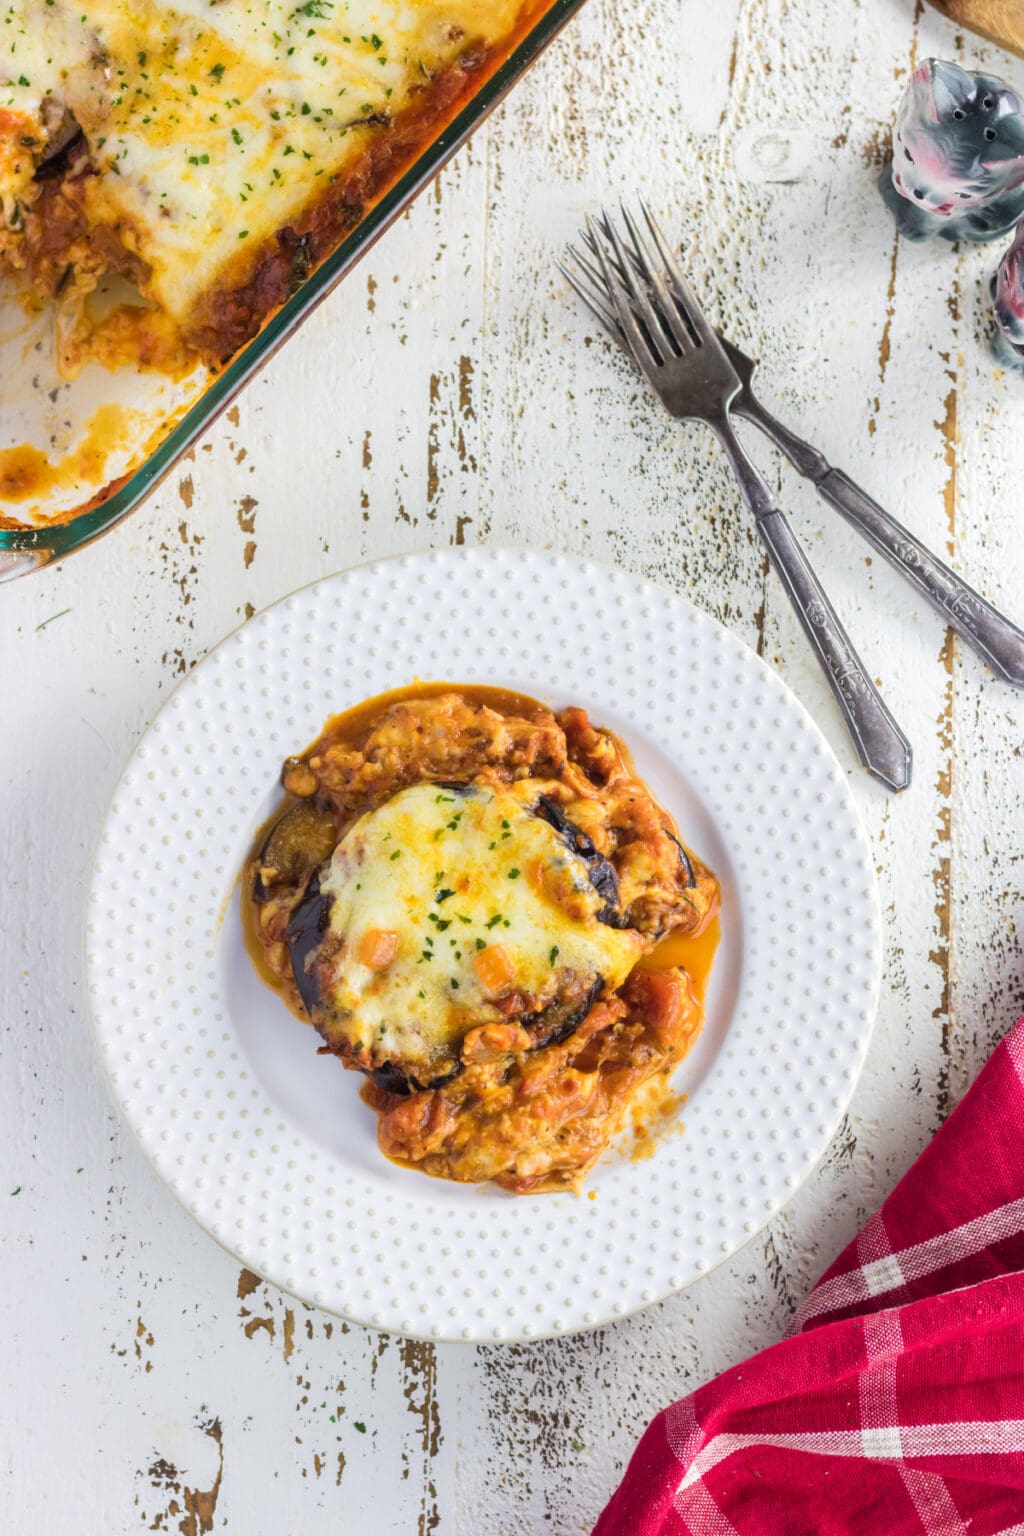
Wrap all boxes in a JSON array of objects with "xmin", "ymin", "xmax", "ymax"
[{"xmin": 594, "ymin": 1018, "xmax": 1024, "ymax": 1535}]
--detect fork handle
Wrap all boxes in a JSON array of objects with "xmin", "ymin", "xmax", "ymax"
[
  {"xmin": 755, "ymin": 511, "xmax": 912, "ymax": 791},
  {"xmin": 734, "ymin": 397, "xmax": 1024, "ymax": 687},
  {"xmin": 712, "ymin": 420, "xmax": 912, "ymax": 790},
  {"xmin": 815, "ymin": 469, "xmax": 1024, "ymax": 687}
]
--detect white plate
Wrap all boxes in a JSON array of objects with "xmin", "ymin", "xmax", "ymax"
[{"xmin": 85, "ymin": 548, "xmax": 880, "ymax": 1342}]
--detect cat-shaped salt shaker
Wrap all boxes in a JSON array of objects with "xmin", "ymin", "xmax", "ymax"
[
  {"xmin": 880, "ymin": 58, "xmax": 1024, "ymax": 242},
  {"xmin": 992, "ymin": 218, "xmax": 1024, "ymax": 366}
]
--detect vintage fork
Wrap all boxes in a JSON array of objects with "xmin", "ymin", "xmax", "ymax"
[
  {"xmin": 572, "ymin": 220, "xmax": 1024, "ymax": 691},
  {"xmin": 562, "ymin": 205, "xmax": 913, "ymax": 793}
]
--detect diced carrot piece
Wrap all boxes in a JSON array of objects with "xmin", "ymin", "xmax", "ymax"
[
  {"xmin": 474, "ymin": 943, "xmax": 515, "ymax": 992},
  {"xmin": 358, "ymin": 928, "xmax": 400, "ymax": 970},
  {"xmin": 525, "ymin": 856, "xmax": 547, "ymax": 894}
]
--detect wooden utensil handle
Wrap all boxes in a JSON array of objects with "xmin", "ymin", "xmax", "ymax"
[{"xmin": 926, "ymin": 0, "xmax": 1024, "ymax": 60}]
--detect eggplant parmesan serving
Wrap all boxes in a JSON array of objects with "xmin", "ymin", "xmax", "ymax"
[
  {"xmin": 0, "ymin": 1, "xmax": 544, "ymax": 378},
  {"xmin": 244, "ymin": 686, "xmax": 720, "ymax": 1194}
]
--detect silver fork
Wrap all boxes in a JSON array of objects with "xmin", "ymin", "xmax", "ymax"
[
  {"xmin": 721, "ymin": 339, "xmax": 1024, "ymax": 688},
  {"xmin": 562, "ymin": 205, "xmax": 913, "ymax": 793},
  {"xmin": 573, "ymin": 221, "xmax": 1024, "ymax": 690}
]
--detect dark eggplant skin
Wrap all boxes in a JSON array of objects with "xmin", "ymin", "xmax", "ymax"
[
  {"xmin": 523, "ymin": 974, "xmax": 604, "ymax": 1050},
  {"xmin": 286, "ymin": 870, "xmax": 333, "ymax": 1017},
  {"xmin": 369, "ymin": 1061, "xmax": 419, "ymax": 1095},
  {"xmin": 35, "ymin": 126, "xmax": 86, "ymax": 180},
  {"xmin": 369, "ymin": 1059, "xmax": 463, "ymax": 1097},
  {"xmin": 533, "ymin": 796, "xmax": 629, "ymax": 928},
  {"xmin": 665, "ymin": 829, "xmax": 697, "ymax": 889}
]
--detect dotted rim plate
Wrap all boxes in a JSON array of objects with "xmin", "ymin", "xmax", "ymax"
[{"xmin": 85, "ymin": 548, "xmax": 880, "ymax": 1342}]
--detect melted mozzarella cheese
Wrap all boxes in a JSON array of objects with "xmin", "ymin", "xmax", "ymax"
[
  {"xmin": 1, "ymin": 0, "xmax": 527, "ymax": 325},
  {"xmin": 313, "ymin": 783, "xmax": 644, "ymax": 1071}
]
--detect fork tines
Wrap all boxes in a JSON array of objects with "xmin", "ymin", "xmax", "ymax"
[{"xmin": 561, "ymin": 202, "xmax": 713, "ymax": 376}]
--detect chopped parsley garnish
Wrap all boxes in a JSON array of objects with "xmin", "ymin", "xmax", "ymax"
[
  {"xmin": 294, "ymin": 0, "xmax": 334, "ymax": 15},
  {"xmin": 449, "ymin": 978, "xmax": 459, "ymax": 990},
  {"xmin": 485, "ymin": 915, "xmax": 503, "ymax": 929},
  {"xmin": 389, "ymin": 849, "xmax": 401, "ymax": 861},
  {"xmin": 353, "ymin": 1420, "xmax": 366, "ymax": 1434},
  {"xmin": 507, "ymin": 868, "xmax": 520, "ymax": 880},
  {"xmin": 434, "ymin": 794, "xmax": 454, "ymax": 804},
  {"xmin": 209, "ymin": 62, "xmax": 226, "ymax": 80},
  {"xmin": 435, "ymin": 888, "xmax": 455, "ymax": 903},
  {"xmin": 475, "ymin": 938, "xmax": 486, "ymax": 951},
  {"xmin": 232, "ymin": 127, "xmax": 243, "ymax": 145},
  {"xmin": 457, "ymin": 915, "xmax": 471, "ymax": 926},
  {"xmin": 549, "ymin": 946, "xmax": 560, "ymax": 966}
]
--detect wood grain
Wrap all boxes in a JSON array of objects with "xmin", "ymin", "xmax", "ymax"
[
  {"xmin": 4, "ymin": 0, "xmax": 1024, "ymax": 1531},
  {"xmin": 927, "ymin": 0, "xmax": 1024, "ymax": 60}
]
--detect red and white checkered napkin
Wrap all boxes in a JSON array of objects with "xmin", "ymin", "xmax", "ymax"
[{"xmin": 594, "ymin": 1019, "xmax": 1024, "ymax": 1535}]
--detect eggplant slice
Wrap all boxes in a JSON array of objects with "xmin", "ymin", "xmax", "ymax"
[
  {"xmin": 252, "ymin": 800, "xmax": 337, "ymax": 901},
  {"xmin": 665, "ymin": 828, "xmax": 697, "ymax": 889},
  {"xmin": 532, "ymin": 795, "xmax": 628, "ymax": 927},
  {"xmin": 522, "ymin": 974, "xmax": 605, "ymax": 1051},
  {"xmin": 285, "ymin": 869, "xmax": 334, "ymax": 1019},
  {"xmin": 286, "ymin": 855, "xmax": 603, "ymax": 1096},
  {"xmin": 282, "ymin": 783, "xmax": 647, "ymax": 1097}
]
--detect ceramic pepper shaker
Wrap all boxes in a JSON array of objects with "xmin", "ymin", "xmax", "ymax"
[
  {"xmin": 992, "ymin": 218, "xmax": 1024, "ymax": 366},
  {"xmin": 880, "ymin": 59, "xmax": 1024, "ymax": 242}
]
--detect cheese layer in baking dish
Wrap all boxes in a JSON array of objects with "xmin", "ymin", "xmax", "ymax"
[{"xmin": 0, "ymin": 0, "xmax": 534, "ymax": 376}]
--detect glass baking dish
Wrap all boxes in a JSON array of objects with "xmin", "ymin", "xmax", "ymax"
[{"xmin": 0, "ymin": 0, "xmax": 585, "ymax": 581}]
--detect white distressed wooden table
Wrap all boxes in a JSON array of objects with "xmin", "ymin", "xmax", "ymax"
[{"xmin": 6, "ymin": 1, "xmax": 1024, "ymax": 1530}]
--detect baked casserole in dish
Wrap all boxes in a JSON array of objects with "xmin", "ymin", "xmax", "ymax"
[{"xmin": 0, "ymin": 0, "xmax": 583, "ymax": 566}]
